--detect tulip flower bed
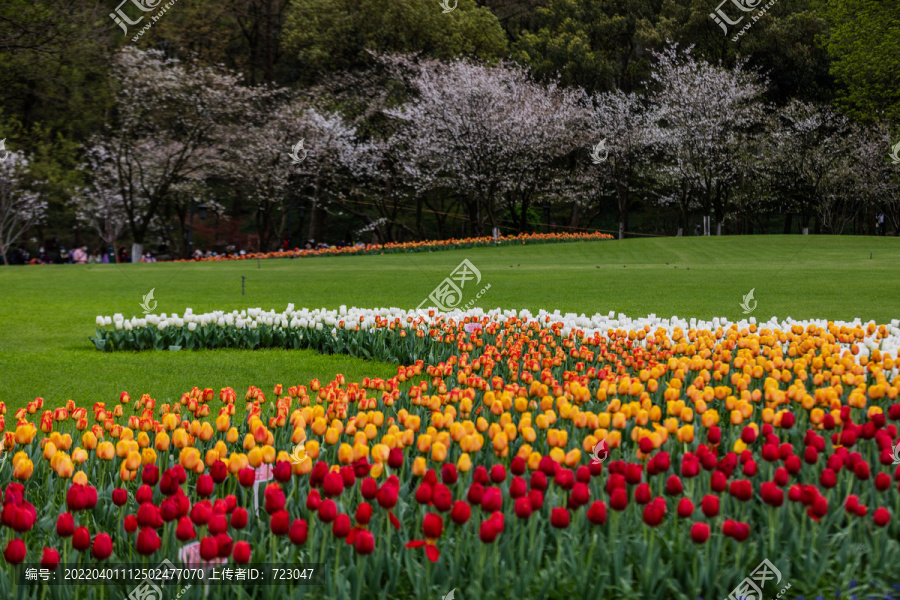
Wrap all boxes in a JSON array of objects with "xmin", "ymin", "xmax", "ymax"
[
  {"xmin": 173, "ymin": 231, "xmax": 613, "ymax": 263},
  {"xmin": 6, "ymin": 307, "xmax": 900, "ymax": 598}
]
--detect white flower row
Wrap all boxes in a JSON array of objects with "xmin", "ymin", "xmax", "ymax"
[{"xmin": 95, "ymin": 305, "xmax": 900, "ymax": 360}]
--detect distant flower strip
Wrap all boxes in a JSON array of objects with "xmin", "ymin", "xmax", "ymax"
[{"xmin": 174, "ymin": 231, "xmax": 613, "ymax": 263}]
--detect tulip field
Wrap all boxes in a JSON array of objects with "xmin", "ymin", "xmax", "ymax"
[{"xmin": 2, "ymin": 237, "xmax": 900, "ymax": 600}]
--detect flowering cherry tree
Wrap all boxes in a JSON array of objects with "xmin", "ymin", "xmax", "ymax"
[
  {"xmin": 649, "ymin": 44, "xmax": 766, "ymax": 236},
  {"xmin": 84, "ymin": 48, "xmax": 278, "ymax": 261},
  {"xmin": 386, "ymin": 58, "xmax": 588, "ymax": 235},
  {"xmin": 589, "ymin": 90, "xmax": 658, "ymax": 239},
  {"xmin": 0, "ymin": 151, "xmax": 46, "ymax": 265}
]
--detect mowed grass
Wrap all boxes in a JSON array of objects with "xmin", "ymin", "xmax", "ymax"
[{"xmin": 1, "ymin": 235, "xmax": 898, "ymax": 419}]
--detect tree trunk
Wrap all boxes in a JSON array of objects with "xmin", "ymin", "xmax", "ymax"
[
  {"xmin": 618, "ymin": 221, "xmax": 625, "ymax": 240},
  {"xmin": 783, "ymin": 213, "xmax": 792, "ymax": 234},
  {"xmin": 131, "ymin": 243, "xmax": 143, "ymax": 263}
]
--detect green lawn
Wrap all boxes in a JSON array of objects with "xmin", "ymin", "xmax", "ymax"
[{"xmin": 1, "ymin": 235, "xmax": 898, "ymax": 417}]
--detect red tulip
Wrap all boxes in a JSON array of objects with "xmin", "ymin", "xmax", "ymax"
[
  {"xmin": 124, "ymin": 515, "xmax": 138, "ymax": 534},
  {"xmin": 387, "ymin": 448, "xmax": 404, "ymax": 469},
  {"xmin": 634, "ymin": 483, "xmax": 652, "ymax": 504},
  {"xmin": 200, "ymin": 536, "xmax": 218, "ymax": 561},
  {"xmin": 441, "ymin": 464, "xmax": 458, "ymax": 485},
  {"xmin": 432, "ymin": 484, "xmax": 453, "ymax": 512},
  {"xmin": 422, "ymin": 513, "xmax": 444, "ymax": 538},
  {"xmin": 176, "ymin": 517, "xmax": 196, "ymax": 541},
  {"xmin": 710, "ymin": 471, "xmax": 728, "ymax": 493},
  {"xmin": 323, "ymin": 472, "xmax": 344, "ymax": 498},
  {"xmin": 490, "ymin": 465, "xmax": 506, "ymax": 484},
  {"xmin": 274, "ymin": 461, "xmax": 292, "ymax": 483},
  {"xmin": 677, "ymin": 498, "xmax": 694, "ymax": 518},
  {"xmin": 141, "ymin": 465, "xmax": 159, "ymax": 486},
  {"xmin": 72, "ymin": 526, "xmax": 91, "ymax": 551},
  {"xmin": 700, "ymin": 495, "xmax": 719, "ymax": 518},
  {"xmin": 238, "ymin": 467, "xmax": 255, "ymax": 488},
  {"xmin": 318, "ymin": 500, "xmax": 337, "ymax": 523},
  {"xmin": 135, "ymin": 484, "xmax": 153, "ymax": 505},
  {"xmin": 514, "ymin": 497, "xmax": 532, "ymax": 519},
  {"xmin": 874, "ymin": 507, "xmax": 891, "ymax": 527},
  {"xmin": 197, "ymin": 474, "xmax": 214, "ymax": 498},
  {"xmin": 135, "ymin": 527, "xmax": 161, "ymax": 556},
  {"xmin": 112, "ymin": 488, "xmax": 128, "ymax": 507},
  {"xmin": 289, "ymin": 518, "xmax": 309, "ymax": 545},
  {"xmin": 4, "ymin": 539, "xmax": 26, "ymax": 564},
  {"xmin": 450, "ymin": 501, "xmax": 471, "ymax": 525},
  {"xmin": 690, "ymin": 522, "xmax": 710, "ymax": 544},
  {"xmin": 208, "ymin": 513, "xmax": 228, "ymax": 535},
  {"xmin": 376, "ymin": 485, "xmax": 398, "ymax": 509},
  {"xmin": 681, "ymin": 454, "xmax": 700, "ymax": 478},
  {"xmin": 707, "ymin": 426, "xmax": 721, "ymax": 445},
  {"xmin": 210, "ymin": 461, "xmax": 228, "ymax": 484},
  {"xmin": 530, "ymin": 471, "xmax": 548, "ymax": 492},
  {"xmin": 354, "ymin": 530, "xmax": 375, "ymax": 555},
  {"xmin": 665, "ymin": 476, "xmax": 684, "ymax": 496},
  {"xmin": 509, "ymin": 477, "xmax": 528, "ymax": 498},
  {"xmin": 510, "ymin": 456, "xmax": 526, "ymax": 476},
  {"xmin": 159, "ymin": 470, "xmax": 179, "ymax": 495},
  {"xmin": 587, "ymin": 501, "xmax": 607, "ymax": 525},
  {"xmin": 415, "ymin": 482, "xmax": 433, "ymax": 505},
  {"xmin": 610, "ymin": 488, "xmax": 628, "ymax": 511},
  {"xmin": 550, "ymin": 507, "xmax": 570, "ymax": 529},
  {"xmin": 361, "ymin": 478, "xmax": 378, "ymax": 500},
  {"xmin": 264, "ymin": 485, "xmax": 286, "ymax": 515},
  {"xmin": 137, "ymin": 502, "xmax": 162, "ymax": 529},
  {"xmin": 760, "ymin": 482, "xmax": 783, "ymax": 507},
  {"xmin": 729, "ymin": 480, "xmax": 753, "ymax": 502},
  {"xmin": 230, "ymin": 507, "xmax": 248, "ymax": 530},
  {"xmin": 92, "ymin": 533, "xmax": 113, "ymax": 560},
  {"xmin": 333, "ymin": 514, "xmax": 352, "ymax": 538},
  {"xmin": 467, "ymin": 483, "xmax": 485, "ymax": 506},
  {"xmin": 271, "ymin": 510, "xmax": 291, "ymax": 534},
  {"xmin": 356, "ymin": 503, "xmax": 373, "ymax": 525},
  {"xmin": 538, "ymin": 456, "xmax": 558, "ymax": 476},
  {"xmin": 190, "ymin": 501, "xmax": 212, "ymax": 526},
  {"xmin": 481, "ymin": 488, "xmax": 502, "ymax": 512},
  {"xmin": 780, "ymin": 411, "xmax": 795, "ymax": 429},
  {"xmin": 642, "ymin": 502, "xmax": 665, "ymax": 527},
  {"xmin": 66, "ymin": 484, "xmax": 88, "ymax": 511},
  {"xmin": 740, "ymin": 426, "xmax": 757, "ymax": 444},
  {"xmin": 216, "ymin": 533, "xmax": 233, "ymax": 558},
  {"xmin": 478, "ymin": 519, "xmax": 499, "ymax": 543},
  {"xmin": 11, "ymin": 506, "xmax": 35, "ymax": 532},
  {"xmin": 233, "ymin": 541, "xmax": 251, "ymax": 563},
  {"xmin": 41, "ymin": 547, "xmax": 60, "ymax": 570}
]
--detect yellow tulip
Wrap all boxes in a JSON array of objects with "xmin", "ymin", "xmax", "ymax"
[
  {"xmin": 247, "ymin": 446, "xmax": 263, "ymax": 468},
  {"xmin": 456, "ymin": 453, "xmax": 472, "ymax": 473},
  {"xmin": 412, "ymin": 456, "xmax": 427, "ymax": 477},
  {"xmin": 125, "ymin": 450, "xmax": 142, "ymax": 470},
  {"xmin": 96, "ymin": 441, "xmax": 115, "ymax": 460},
  {"xmin": 141, "ymin": 448, "xmax": 157, "ymax": 466},
  {"xmin": 13, "ymin": 458, "xmax": 33, "ymax": 480},
  {"xmin": 431, "ymin": 442, "xmax": 448, "ymax": 462},
  {"xmin": 56, "ymin": 455, "xmax": 74, "ymax": 478}
]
